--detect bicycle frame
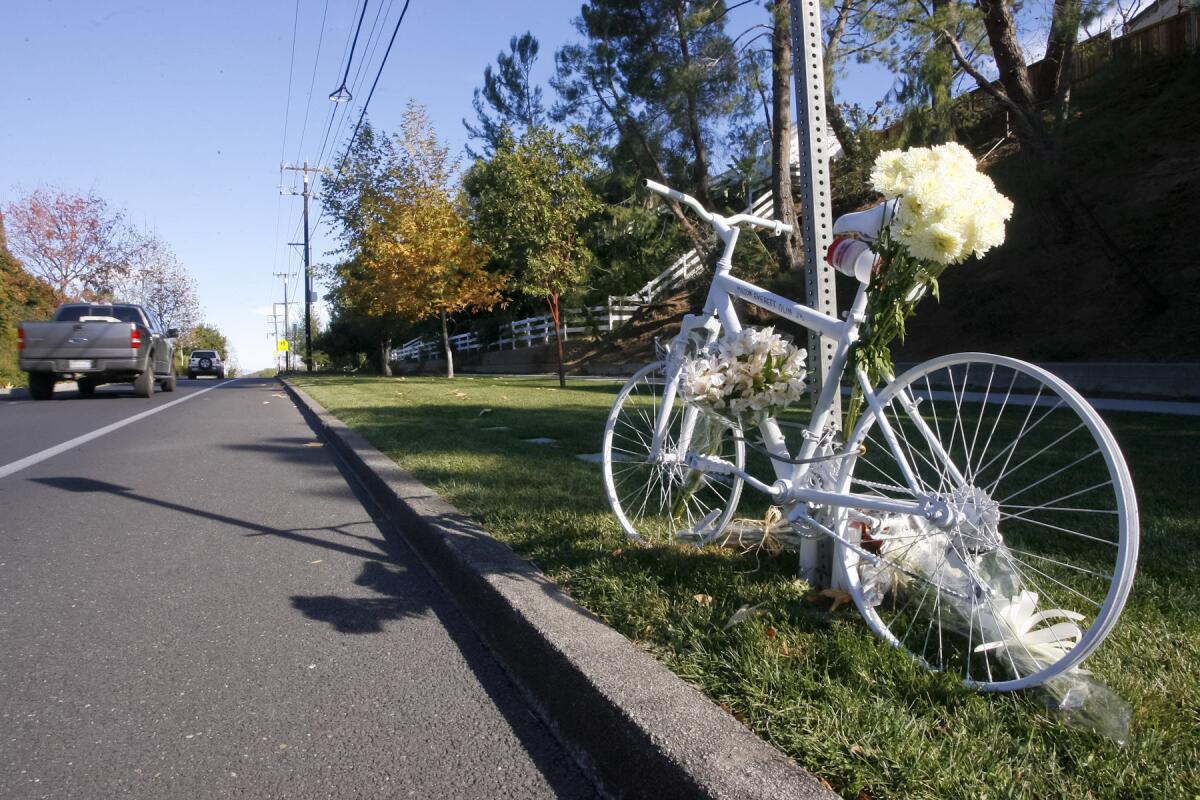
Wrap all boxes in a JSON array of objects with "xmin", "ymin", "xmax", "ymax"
[{"xmin": 646, "ymin": 217, "xmax": 960, "ymax": 537}]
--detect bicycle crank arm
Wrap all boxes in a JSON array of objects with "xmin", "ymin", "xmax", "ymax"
[{"xmin": 680, "ymin": 453, "xmax": 786, "ymax": 498}]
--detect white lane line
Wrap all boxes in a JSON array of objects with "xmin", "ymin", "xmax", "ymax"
[{"xmin": 0, "ymin": 379, "xmax": 237, "ymax": 481}]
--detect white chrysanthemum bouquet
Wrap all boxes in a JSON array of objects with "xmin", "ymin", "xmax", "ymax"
[
  {"xmin": 870, "ymin": 143, "xmax": 1013, "ymax": 266},
  {"xmin": 841, "ymin": 143, "xmax": 1013, "ymax": 430},
  {"xmin": 681, "ymin": 327, "xmax": 807, "ymax": 425}
]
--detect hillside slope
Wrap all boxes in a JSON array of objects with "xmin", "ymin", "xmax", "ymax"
[
  {"xmin": 894, "ymin": 56, "xmax": 1200, "ymax": 363},
  {"xmin": 573, "ymin": 56, "xmax": 1199, "ymax": 373}
]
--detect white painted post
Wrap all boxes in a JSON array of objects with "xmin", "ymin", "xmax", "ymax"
[{"xmin": 790, "ymin": 0, "xmax": 840, "ymax": 589}]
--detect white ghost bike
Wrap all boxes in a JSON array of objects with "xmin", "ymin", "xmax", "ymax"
[{"xmin": 601, "ymin": 179, "xmax": 1139, "ymax": 691}]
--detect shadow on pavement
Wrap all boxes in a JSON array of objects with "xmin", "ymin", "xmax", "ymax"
[
  {"xmin": 30, "ymin": 475, "xmax": 389, "ymax": 562},
  {"xmin": 290, "ymin": 560, "xmax": 430, "ymax": 634},
  {"xmin": 29, "ymin": 472, "xmax": 598, "ymax": 797}
]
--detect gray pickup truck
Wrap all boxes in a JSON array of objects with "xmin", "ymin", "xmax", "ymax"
[{"xmin": 19, "ymin": 303, "xmax": 178, "ymax": 400}]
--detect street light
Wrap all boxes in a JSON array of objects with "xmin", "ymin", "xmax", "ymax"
[{"xmin": 328, "ymin": 83, "xmax": 352, "ymax": 103}]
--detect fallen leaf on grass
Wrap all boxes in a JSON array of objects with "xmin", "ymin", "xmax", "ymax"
[
  {"xmin": 611, "ymin": 548, "xmax": 623, "ymax": 557},
  {"xmin": 766, "ymin": 626, "xmax": 777, "ymax": 638},
  {"xmin": 500, "ymin": 395, "xmax": 509, "ymax": 401},
  {"xmin": 723, "ymin": 602, "xmax": 766, "ymax": 630},
  {"xmin": 820, "ymin": 588, "xmax": 853, "ymax": 613},
  {"xmin": 692, "ymin": 593, "xmax": 712, "ymax": 606}
]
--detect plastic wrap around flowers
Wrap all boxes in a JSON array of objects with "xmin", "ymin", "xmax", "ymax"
[
  {"xmin": 859, "ymin": 515, "xmax": 1086, "ymax": 674},
  {"xmin": 680, "ymin": 327, "xmax": 807, "ymax": 424}
]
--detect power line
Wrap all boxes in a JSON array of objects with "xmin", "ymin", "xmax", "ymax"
[
  {"xmin": 308, "ymin": 0, "xmax": 365, "ymax": 168},
  {"xmin": 329, "ymin": 0, "xmax": 372, "ymax": 99},
  {"xmin": 293, "ymin": 0, "xmax": 332, "ymax": 167},
  {"xmin": 288, "ymin": 0, "xmax": 371, "ymax": 249},
  {"xmin": 320, "ymin": 0, "xmax": 395, "ymax": 171},
  {"xmin": 273, "ymin": 0, "xmax": 301, "ymax": 277},
  {"xmin": 338, "ymin": 0, "xmax": 413, "ymax": 171},
  {"xmin": 279, "ymin": 0, "xmax": 301, "ymax": 164},
  {"xmin": 314, "ymin": 0, "xmax": 391, "ymax": 175},
  {"xmin": 314, "ymin": 0, "xmax": 413, "ymax": 243}
]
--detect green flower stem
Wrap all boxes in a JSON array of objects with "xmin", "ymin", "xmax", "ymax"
[{"xmin": 844, "ymin": 224, "xmax": 947, "ymax": 437}]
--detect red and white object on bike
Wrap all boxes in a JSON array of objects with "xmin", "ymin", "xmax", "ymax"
[{"xmin": 825, "ymin": 237, "xmax": 879, "ymax": 284}]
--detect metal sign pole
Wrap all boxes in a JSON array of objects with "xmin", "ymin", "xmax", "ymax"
[{"xmin": 790, "ymin": 0, "xmax": 840, "ymax": 587}]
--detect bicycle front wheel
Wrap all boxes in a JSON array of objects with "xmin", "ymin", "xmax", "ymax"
[
  {"xmin": 602, "ymin": 362, "xmax": 744, "ymax": 545},
  {"xmin": 836, "ymin": 354, "xmax": 1138, "ymax": 691}
]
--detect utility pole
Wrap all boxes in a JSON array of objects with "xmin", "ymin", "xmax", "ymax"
[
  {"xmin": 281, "ymin": 161, "xmax": 320, "ymax": 372},
  {"xmin": 268, "ymin": 310, "xmax": 279, "ymax": 372},
  {"xmin": 273, "ymin": 273, "xmax": 292, "ymax": 372}
]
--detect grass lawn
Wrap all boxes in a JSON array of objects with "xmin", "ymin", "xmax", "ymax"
[{"xmin": 292, "ymin": 373, "xmax": 1199, "ymax": 799}]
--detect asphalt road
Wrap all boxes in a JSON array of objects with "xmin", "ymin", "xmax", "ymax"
[{"xmin": 0, "ymin": 378, "xmax": 596, "ymax": 799}]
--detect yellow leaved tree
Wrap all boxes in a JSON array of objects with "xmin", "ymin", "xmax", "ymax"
[{"xmin": 335, "ymin": 103, "xmax": 505, "ymax": 378}]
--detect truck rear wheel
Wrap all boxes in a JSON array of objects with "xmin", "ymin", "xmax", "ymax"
[
  {"xmin": 133, "ymin": 359, "xmax": 155, "ymax": 398},
  {"xmin": 28, "ymin": 372, "xmax": 55, "ymax": 401},
  {"xmin": 77, "ymin": 379, "xmax": 96, "ymax": 397}
]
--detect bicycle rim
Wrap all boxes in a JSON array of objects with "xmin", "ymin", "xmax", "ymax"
[
  {"xmin": 836, "ymin": 353, "xmax": 1138, "ymax": 690},
  {"xmin": 602, "ymin": 362, "xmax": 744, "ymax": 544}
]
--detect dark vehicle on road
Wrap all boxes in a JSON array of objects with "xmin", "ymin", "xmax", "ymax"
[
  {"xmin": 18, "ymin": 303, "xmax": 178, "ymax": 400},
  {"xmin": 187, "ymin": 349, "xmax": 225, "ymax": 380}
]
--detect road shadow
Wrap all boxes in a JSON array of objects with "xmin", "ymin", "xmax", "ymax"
[
  {"xmin": 30, "ymin": 476, "xmax": 390, "ymax": 562},
  {"xmin": 290, "ymin": 560, "xmax": 431, "ymax": 634},
  {"xmin": 29, "ymin": 471, "xmax": 599, "ymax": 797}
]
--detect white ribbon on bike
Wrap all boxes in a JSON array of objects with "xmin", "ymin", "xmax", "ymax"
[{"xmin": 973, "ymin": 590, "xmax": 1085, "ymax": 664}]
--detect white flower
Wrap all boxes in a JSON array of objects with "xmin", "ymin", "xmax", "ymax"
[
  {"xmin": 872, "ymin": 143, "xmax": 1013, "ymax": 266},
  {"xmin": 679, "ymin": 327, "xmax": 808, "ymax": 421}
]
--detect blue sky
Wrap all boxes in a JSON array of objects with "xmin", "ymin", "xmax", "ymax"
[{"xmin": 1, "ymin": 0, "xmax": 893, "ymax": 371}]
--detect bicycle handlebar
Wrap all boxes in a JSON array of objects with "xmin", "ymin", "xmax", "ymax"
[{"xmin": 643, "ymin": 179, "xmax": 793, "ymax": 236}]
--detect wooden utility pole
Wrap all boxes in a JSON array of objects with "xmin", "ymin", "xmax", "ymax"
[
  {"xmin": 281, "ymin": 161, "xmax": 320, "ymax": 371},
  {"xmin": 273, "ymin": 273, "xmax": 292, "ymax": 372}
]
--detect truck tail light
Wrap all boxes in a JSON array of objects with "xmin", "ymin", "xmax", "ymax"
[
  {"xmin": 131, "ymin": 324, "xmax": 142, "ymax": 349},
  {"xmin": 17, "ymin": 327, "xmax": 25, "ymax": 350}
]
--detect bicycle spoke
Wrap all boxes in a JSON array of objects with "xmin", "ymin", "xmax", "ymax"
[{"xmin": 840, "ymin": 355, "xmax": 1136, "ymax": 690}]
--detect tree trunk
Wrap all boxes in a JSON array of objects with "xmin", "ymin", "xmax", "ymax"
[
  {"xmin": 589, "ymin": 76, "xmax": 712, "ymax": 260},
  {"xmin": 970, "ymin": 0, "xmax": 1168, "ymax": 312},
  {"xmin": 440, "ymin": 308, "xmax": 455, "ymax": 379},
  {"xmin": 670, "ymin": 0, "xmax": 715, "ymax": 210},
  {"xmin": 548, "ymin": 292, "xmax": 566, "ymax": 388},
  {"xmin": 1041, "ymin": 0, "xmax": 1080, "ymax": 160},
  {"xmin": 380, "ymin": 338, "xmax": 392, "ymax": 377},
  {"xmin": 1039, "ymin": 0, "xmax": 1080, "ymax": 104},
  {"xmin": 976, "ymin": 0, "xmax": 1039, "ymax": 114},
  {"xmin": 822, "ymin": 0, "xmax": 860, "ymax": 161},
  {"xmin": 928, "ymin": 0, "xmax": 959, "ymax": 142},
  {"xmin": 769, "ymin": 0, "xmax": 804, "ymax": 273}
]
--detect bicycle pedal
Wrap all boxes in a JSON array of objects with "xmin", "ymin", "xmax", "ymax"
[
  {"xmin": 676, "ymin": 509, "xmax": 722, "ymax": 544},
  {"xmin": 789, "ymin": 519, "xmax": 824, "ymax": 540}
]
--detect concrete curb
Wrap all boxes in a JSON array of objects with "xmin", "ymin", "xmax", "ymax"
[{"xmin": 279, "ymin": 378, "xmax": 835, "ymax": 800}]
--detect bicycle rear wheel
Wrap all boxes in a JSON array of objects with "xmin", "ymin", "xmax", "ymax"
[
  {"xmin": 836, "ymin": 354, "xmax": 1138, "ymax": 690},
  {"xmin": 602, "ymin": 362, "xmax": 744, "ymax": 544}
]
